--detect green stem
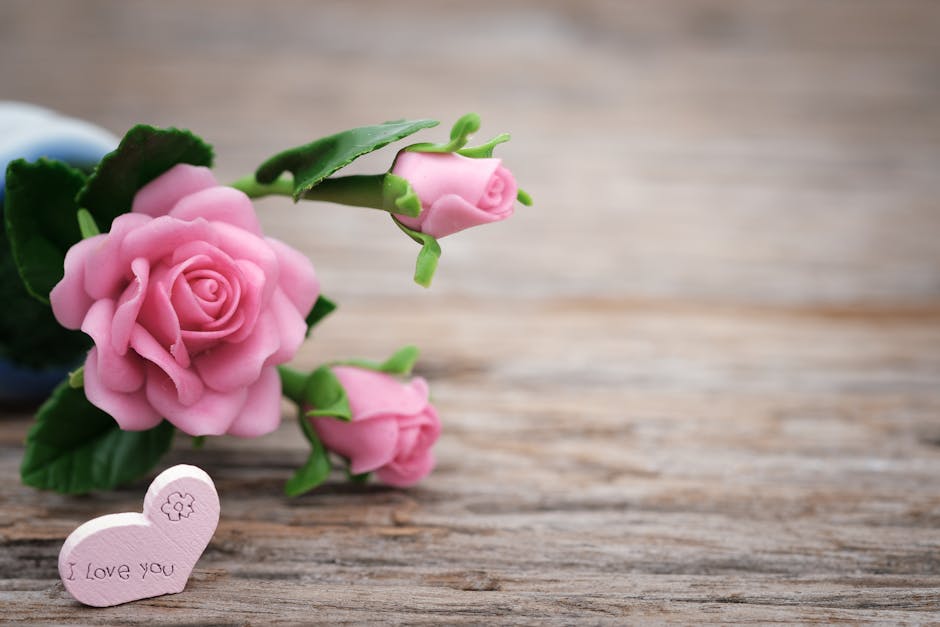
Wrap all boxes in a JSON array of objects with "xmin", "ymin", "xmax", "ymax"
[
  {"xmin": 277, "ymin": 365, "xmax": 308, "ymax": 405},
  {"xmin": 230, "ymin": 173, "xmax": 421, "ymax": 217},
  {"xmin": 232, "ymin": 174, "xmax": 387, "ymax": 209},
  {"xmin": 230, "ymin": 175, "xmax": 294, "ymax": 199}
]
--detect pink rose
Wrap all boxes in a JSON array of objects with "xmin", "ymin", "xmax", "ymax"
[
  {"xmin": 392, "ymin": 151, "xmax": 517, "ymax": 238},
  {"xmin": 310, "ymin": 366, "xmax": 441, "ymax": 487},
  {"xmin": 50, "ymin": 164, "xmax": 319, "ymax": 437}
]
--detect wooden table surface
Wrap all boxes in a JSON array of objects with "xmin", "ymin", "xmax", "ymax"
[{"xmin": 2, "ymin": 1, "xmax": 939, "ymax": 623}]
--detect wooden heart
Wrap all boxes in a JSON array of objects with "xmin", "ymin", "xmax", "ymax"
[{"xmin": 58, "ymin": 464, "xmax": 220, "ymax": 607}]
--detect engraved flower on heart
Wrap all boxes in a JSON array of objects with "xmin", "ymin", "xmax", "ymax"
[{"xmin": 161, "ymin": 491, "xmax": 196, "ymax": 522}]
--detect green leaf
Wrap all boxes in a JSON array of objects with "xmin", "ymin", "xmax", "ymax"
[
  {"xmin": 77, "ymin": 125, "xmax": 213, "ymax": 230},
  {"xmin": 457, "ymin": 133, "xmax": 511, "ymax": 158},
  {"xmin": 346, "ymin": 468, "xmax": 371, "ymax": 484},
  {"xmin": 255, "ymin": 118, "xmax": 439, "ymax": 201},
  {"xmin": 4, "ymin": 159, "xmax": 87, "ymax": 303},
  {"xmin": 277, "ymin": 365, "xmax": 308, "ymax": 406},
  {"xmin": 517, "ymin": 189, "xmax": 533, "ymax": 206},
  {"xmin": 407, "ymin": 113, "xmax": 514, "ymax": 159},
  {"xmin": 284, "ymin": 430, "xmax": 331, "ymax": 497},
  {"xmin": 0, "ymin": 244, "xmax": 90, "ymax": 368},
  {"xmin": 305, "ymin": 294, "xmax": 337, "ymax": 336},
  {"xmin": 406, "ymin": 113, "xmax": 481, "ymax": 154},
  {"xmin": 20, "ymin": 382, "xmax": 175, "ymax": 494},
  {"xmin": 68, "ymin": 366, "xmax": 84, "ymax": 388},
  {"xmin": 379, "ymin": 345, "xmax": 420, "ymax": 375},
  {"xmin": 298, "ymin": 403, "xmax": 320, "ymax": 444},
  {"xmin": 392, "ymin": 217, "xmax": 441, "ymax": 288},
  {"xmin": 341, "ymin": 345, "xmax": 420, "ymax": 377},
  {"xmin": 76, "ymin": 208, "xmax": 100, "ymax": 238},
  {"xmin": 382, "ymin": 173, "xmax": 421, "ymax": 217},
  {"xmin": 0, "ymin": 160, "xmax": 93, "ymax": 366},
  {"xmin": 303, "ymin": 365, "xmax": 351, "ymax": 421},
  {"xmin": 286, "ymin": 406, "xmax": 334, "ymax": 496}
]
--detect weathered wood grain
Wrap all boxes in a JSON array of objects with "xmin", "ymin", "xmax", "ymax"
[{"xmin": 1, "ymin": 0, "xmax": 940, "ymax": 623}]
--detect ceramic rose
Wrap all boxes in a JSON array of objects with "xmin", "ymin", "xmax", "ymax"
[
  {"xmin": 392, "ymin": 151, "xmax": 517, "ymax": 238},
  {"xmin": 310, "ymin": 366, "xmax": 441, "ymax": 487},
  {"xmin": 50, "ymin": 164, "xmax": 318, "ymax": 437},
  {"xmin": 14, "ymin": 114, "xmax": 529, "ymax": 497}
]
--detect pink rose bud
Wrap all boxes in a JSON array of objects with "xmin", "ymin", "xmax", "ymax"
[
  {"xmin": 310, "ymin": 366, "xmax": 441, "ymax": 487},
  {"xmin": 392, "ymin": 151, "xmax": 517, "ymax": 238},
  {"xmin": 49, "ymin": 164, "xmax": 319, "ymax": 437}
]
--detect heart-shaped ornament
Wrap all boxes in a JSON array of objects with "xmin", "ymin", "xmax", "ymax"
[{"xmin": 58, "ymin": 464, "xmax": 220, "ymax": 607}]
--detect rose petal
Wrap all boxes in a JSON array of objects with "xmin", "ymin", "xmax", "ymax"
[
  {"xmin": 418, "ymin": 193, "xmax": 510, "ymax": 239},
  {"xmin": 313, "ymin": 414, "xmax": 400, "ymax": 475},
  {"xmin": 262, "ymin": 288, "xmax": 308, "ymax": 368},
  {"xmin": 130, "ymin": 324, "xmax": 203, "ymax": 406},
  {"xmin": 111, "ymin": 257, "xmax": 150, "ymax": 356},
  {"xmin": 131, "ymin": 164, "xmax": 218, "ymax": 217},
  {"xmin": 83, "ymin": 213, "xmax": 152, "ymax": 300},
  {"xmin": 137, "ymin": 264, "xmax": 189, "ymax": 368},
  {"xmin": 332, "ymin": 367, "xmax": 430, "ymax": 421},
  {"xmin": 407, "ymin": 375, "xmax": 430, "ymax": 401},
  {"xmin": 120, "ymin": 216, "xmax": 219, "ymax": 267},
  {"xmin": 266, "ymin": 237, "xmax": 319, "ymax": 317},
  {"xmin": 224, "ymin": 366, "xmax": 282, "ymax": 437},
  {"xmin": 83, "ymin": 348, "xmax": 163, "ymax": 431},
  {"xmin": 169, "ymin": 186, "xmax": 263, "ymax": 234},
  {"xmin": 405, "ymin": 403, "xmax": 442, "ymax": 453},
  {"xmin": 395, "ymin": 423, "xmax": 421, "ymax": 458},
  {"xmin": 193, "ymin": 308, "xmax": 281, "ymax": 393},
  {"xmin": 49, "ymin": 234, "xmax": 105, "ymax": 329},
  {"xmin": 81, "ymin": 299, "xmax": 146, "ymax": 393},
  {"xmin": 477, "ymin": 165, "xmax": 517, "ymax": 216},
  {"xmin": 376, "ymin": 450, "xmax": 436, "ymax": 487},
  {"xmin": 145, "ymin": 364, "xmax": 247, "ymax": 436},
  {"xmin": 394, "ymin": 405, "xmax": 441, "ymax": 459},
  {"xmin": 179, "ymin": 313, "xmax": 245, "ymax": 355},
  {"xmin": 225, "ymin": 259, "xmax": 265, "ymax": 343},
  {"xmin": 211, "ymin": 222, "xmax": 279, "ymax": 306}
]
